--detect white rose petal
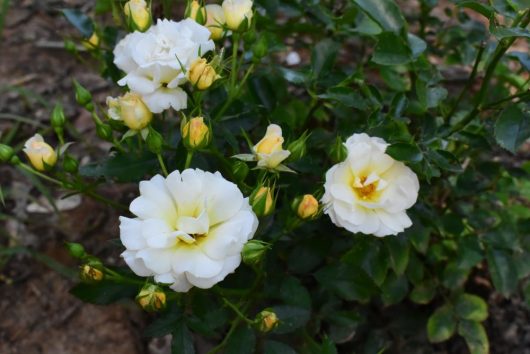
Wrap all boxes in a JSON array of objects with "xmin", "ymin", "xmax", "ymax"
[
  {"xmin": 120, "ymin": 169, "xmax": 259, "ymax": 292},
  {"xmin": 322, "ymin": 133, "xmax": 419, "ymax": 237}
]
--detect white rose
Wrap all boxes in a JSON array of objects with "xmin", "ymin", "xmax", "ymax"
[
  {"xmin": 322, "ymin": 133, "xmax": 419, "ymax": 237},
  {"xmin": 222, "ymin": 0, "xmax": 253, "ymax": 30},
  {"xmin": 252, "ymin": 124, "xmax": 291, "ymax": 169},
  {"xmin": 113, "ymin": 19, "xmax": 215, "ymax": 113},
  {"xmin": 119, "ymin": 169, "xmax": 258, "ymax": 292}
]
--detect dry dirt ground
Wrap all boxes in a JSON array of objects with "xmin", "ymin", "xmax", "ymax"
[{"xmin": 0, "ymin": 1, "xmax": 529, "ymax": 354}]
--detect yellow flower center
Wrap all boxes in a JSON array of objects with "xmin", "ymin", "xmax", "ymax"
[{"xmin": 353, "ymin": 176, "xmax": 378, "ymax": 200}]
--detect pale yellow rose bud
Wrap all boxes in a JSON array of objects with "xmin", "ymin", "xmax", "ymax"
[
  {"xmin": 250, "ymin": 186, "xmax": 274, "ymax": 217},
  {"xmin": 297, "ymin": 194, "xmax": 319, "ymax": 220},
  {"xmin": 82, "ymin": 32, "xmax": 100, "ymax": 49},
  {"xmin": 255, "ymin": 310, "xmax": 279, "ymax": 333},
  {"xmin": 188, "ymin": 58, "xmax": 220, "ymax": 90},
  {"xmin": 23, "ymin": 134, "xmax": 57, "ymax": 171},
  {"xmin": 182, "ymin": 117, "xmax": 211, "ymax": 149},
  {"xmin": 205, "ymin": 4, "xmax": 226, "ymax": 40},
  {"xmin": 79, "ymin": 264, "xmax": 104, "ymax": 283},
  {"xmin": 253, "ymin": 124, "xmax": 290, "ymax": 169},
  {"xmin": 124, "ymin": 0, "xmax": 151, "ymax": 32},
  {"xmin": 222, "ymin": 0, "xmax": 253, "ymax": 31},
  {"xmin": 107, "ymin": 93, "xmax": 153, "ymax": 131},
  {"xmin": 136, "ymin": 284, "xmax": 166, "ymax": 312},
  {"xmin": 187, "ymin": 0, "xmax": 207, "ymax": 25}
]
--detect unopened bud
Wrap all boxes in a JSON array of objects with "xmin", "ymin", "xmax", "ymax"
[
  {"xmin": 124, "ymin": 0, "xmax": 151, "ymax": 32},
  {"xmin": 205, "ymin": 4, "xmax": 226, "ymax": 40},
  {"xmin": 107, "ymin": 93, "xmax": 152, "ymax": 131},
  {"xmin": 187, "ymin": 58, "xmax": 220, "ymax": 90},
  {"xmin": 63, "ymin": 154, "xmax": 79, "ymax": 173},
  {"xmin": 146, "ymin": 127, "xmax": 164, "ymax": 154},
  {"xmin": 294, "ymin": 194, "xmax": 319, "ymax": 220},
  {"xmin": 0, "ymin": 144, "xmax": 15, "ymax": 163},
  {"xmin": 287, "ymin": 131, "xmax": 309, "ymax": 161},
  {"xmin": 82, "ymin": 32, "xmax": 100, "ymax": 49},
  {"xmin": 66, "ymin": 242, "xmax": 86, "ymax": 259},
  {"xmin": 136, "ymin": 284, "xmax": 166, "ymax": 312},
  {"xmin": 329, "ymin": 136, "xmax": 347, "ymax": 163},
  {"xmin": 23, "ymin": 134, "xmax": 57, "ymax": 171},
  {"xmin": 231, "ymin": 160, "xmax": 249, "ymax": 182},
  {"xmin": 51, "ymin": 104, "xmax": 66, "ymax": 130},
  {"xmin": 80, "ymin": 263, "xmax": 104, "ymax": 283},
  {"xmin": 255, "ymin": 310, "xmax": 279, "ymax": 333},
  {"xmin": 73, "ymin": 80, "xmax": 93, "ymax": 109},
  {"xmin": 250, "ymin": 186, "xmax": 274, "ymax": 217},
  {"xmin": 186, "ymin": 0, "xmax": 206, "ymax": 25},
  {"xmin": 242, "ymin": 240, "xmax": 269, "ymax": 266},
  {"xmin": 96, "ymin": 122, "xmax": 113, "ymax": 142},
  {"xmin": 222, "ymin": 0, "xmax": 253, "ymax": 31},
  {"xmin": 181, "ymin": 117, "xmax": 211, "ymax": 150}
]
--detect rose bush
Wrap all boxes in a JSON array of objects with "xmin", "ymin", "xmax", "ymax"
[{"xmin": 2, "ymin": 0, "xmax": 530, "ymax": 353}]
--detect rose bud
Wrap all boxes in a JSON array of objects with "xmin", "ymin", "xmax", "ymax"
[
  {"xmin": 23, "ymin": 134, "xmax": 57, "ymax": 171},
  {"xmin": 222, "ymin": 0, "xmax": 253, "ymax": 31},
  {"xmin": 186, "ymin": 0, "xmax": 206, "ymax": 25},
  {"xmin": 107, "ymin": 93, "xmax": 153, "ymax": 131},
  {"xmin": 181, "ymin": 117, "xmax": 211, "ymax": 150},
  {"xmin": 73, "ymin": 80, "xmax": 93, "ymax": 111},
  {"xmin": 0, "ymin": 144, "xmax": 15, "ymax": 163},
  {"xmin": 295, "ymin": 194, "xmax": 319, "ymax": 220},
  {"xmin": 136, "ymin": 284, "xmax": 167, "ymax": 312},
  {"xmin": 286, "ymin": 131, "xmax": 309, "ymax": 161},
  {"xmin": 253, "ymin": 124, "xmax": 291, "ymax": 169},
  {"xmin": 255, "ymin": 310, "xmax": 279, "ymax": 333},
  {"xmin": 124, "ymin": 0, "xmax": 151, "ymax": 32},
  {"xmin": 205, "ymin": 4, "xmax": 226, "ymax": 40},
  {"xmin": 250, "ymin": 186, "xmax": 274, "ymax": 217},
  {"xmin": 242, "ymin": 240, "xmax": 270, "ymax": 266},
  {"xmin": 79, "ymin": 264, "xmax": 104, "ymax": 283},
  {"xmin": 82, "ymin": 32, "xmax": 100, "ymax": 50},
  {"xmin": 187, "ymin": 58, "xmax": 220, "ymax": 90}
]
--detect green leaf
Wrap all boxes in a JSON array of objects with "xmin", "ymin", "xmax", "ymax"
[
  {"xmin": 384, "ymin": 235, "xmax": 410, "ymax": 275},
  {"xmin": 264, "ymin": 340, "xmax": 297, "ymax": 354},
  {"xmin": 386, "ymin": 142, "xmax": 423, "ymax": 162},
  {"xmin": 61, "ymin": 9, "xmax": 94, "ymax": 37},
  {"xmin": 326, "ymin": 311, "xmax": 362, "ymax": 344},
  {"xmin": 311, "ymin": 39, "xmax": 340, "ymax": 79},
  {"xmin": 416, "ymin": 80, "xmax": 448, "ymax": 110},
  {"xmin": 492, "ymin": 26, "xmax": 530, "ymax": 40},
  {"xmin": 280, "ymin": 277, "xmax": 311, "ymax": 309},
  {"xmin": 380, "ymin": 274, "xmax": 409, "ymax": 305},
  {"xmin": 342, "ymin": 238, "xmax": 389, "ymax": 286},
  {"xmin": 318, "ymin": 87, "xmax": 367, "ymax": 110},
  {"xmin": 171, "ymin": 320, "xmax": 195, "ymax": 354},
  {"xmin": 428, "ymin": 150, "xmax": 463, "ymax": 173},
  {"xmin": 372, "ymin": 32, "xmax": 411, "ymax": 66},
  {"xmin": 456, "ymin": 1, "xmax": 495, "ymax": 18},
  {"xmin": 144, "ymin": 305, "xmax": 183, "ymax": 337},
  {"xmin": 272, "ymin": 305, "xmax": 310, "ymax": 334},
  {"xmin": 409, "ymin": 281, "xmax": 436, "ymax": 304},
  {"xmin": 427, "ymin": 305, "xmax": 456, "ymax": 343},
  {"xmin": 494, "ymin": 105, "xmax": 530, "ymax": 153},
  {"xmin": 69, "ymin": 280, "xmax": 138, "ymax": 305},
  {"xmin": 95, "ymin": 0, "xmax": 112, "ymax": 13},
  {"xmin": 351, "ymin": 0, "xmax": 406, "ymax": 33},
  {"xmin": 458, "ymin": 320, "xmax": 489, "ymax": 354},
  {"xmin": 225, "ymin": 326, "xmax": 256, "ymax": 354},
  {"xmin": 487, "ymin": 248, "xmax": 518, "ymax": 296},
  {"xmin": 455, "ymin": 294, "xmax": 488, "ymax": 322},
  {"xmin": 315, "ymin": 263, "xmax": 378, "ymax": 302},
  {"xmin": 79, "ymin": 150, "xmax": 158, "ymax": 182}
]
